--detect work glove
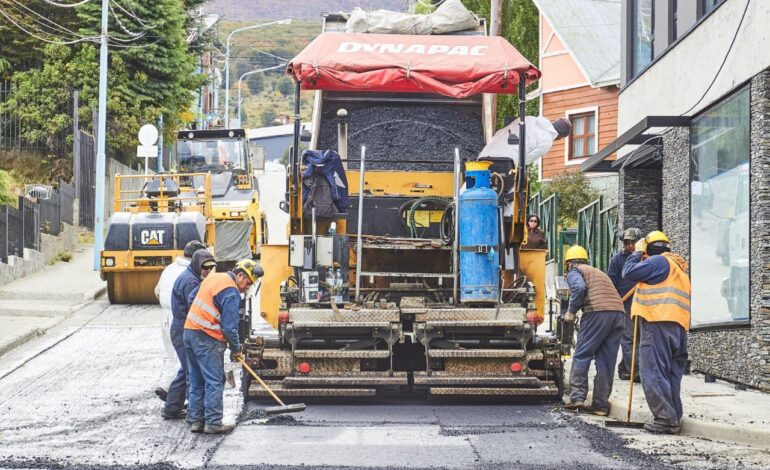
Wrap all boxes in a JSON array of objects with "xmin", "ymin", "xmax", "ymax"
[
  {"xmin": 230, "ymin": 345, "xmax": 245, "ymax": 362},
  {"xmin": 634, "ymin": 239, "xmax": 648, "ymax": 253},
  {"xmin": 564, "ymin": 312, "xmax": 576, "ymax": 323}
]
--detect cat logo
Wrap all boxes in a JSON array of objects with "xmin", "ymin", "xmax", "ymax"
[{"xmin": 140, "ymin": 229, "xmax": 165, "ymax": 246}]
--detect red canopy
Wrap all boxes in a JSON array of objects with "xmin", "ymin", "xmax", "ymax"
[{"xmin": 287, "ymin": 33, "xmax": 541, "ymax": 99}]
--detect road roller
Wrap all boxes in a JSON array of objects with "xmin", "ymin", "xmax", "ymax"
[{"xmin": 100, "ymin": 173, "xmax": 215, "ymax": 304}]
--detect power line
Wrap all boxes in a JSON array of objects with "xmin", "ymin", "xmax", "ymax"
[
  {"xmin": 6, "ymin": 0, "xmax": 86, "ymax": 40},
  {"xmin": 0, "ymin": 6, "xmax": 97, "ymax": 44},
  {"xmin": 41, "ymin": 0, "xmax": 91, "ymax": 7}
]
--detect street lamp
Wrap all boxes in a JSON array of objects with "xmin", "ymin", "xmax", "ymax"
[
  {"xmin": 224, "ymin": 18, "xmax": 292, "ymax": 128},
  {"xmin": 237, "ymin": 64, "xmax": 287, "ymax": 124}
]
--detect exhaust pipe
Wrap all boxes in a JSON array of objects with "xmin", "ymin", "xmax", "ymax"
[{"xmin": 337, "ymin": 108, "xmax": 348, "ymax": 163}]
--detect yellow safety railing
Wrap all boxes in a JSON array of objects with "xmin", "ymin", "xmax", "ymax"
[{"xmin": 112, "ymin": 173, "xmax": 214, "ymax": 219}]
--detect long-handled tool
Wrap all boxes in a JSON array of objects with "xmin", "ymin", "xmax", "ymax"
[
  {"xmin": 605, "ymin": 314, "xmax": 645, "ymax": 428},
  {"xmin": 238, "ymin": 357, "xmax": 306, "ymax": 415}
]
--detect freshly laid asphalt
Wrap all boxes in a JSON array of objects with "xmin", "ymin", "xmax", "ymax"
[{"xmin": 0, "ymin": 300, "xmax": 767, "ymax": 470}]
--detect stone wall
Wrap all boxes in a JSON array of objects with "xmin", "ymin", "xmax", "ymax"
[
  {"xmin": 0, "ymin": 249, "xmax": 44, "ymax": 286},
  {"xmin": 661, "ymin": 127, "xmax": 691, "ymax": 262},
  {"xmin": 40, "ymin": 223, "xmax": 80, "ymax": 265},
  {"xmin": 618, "ymin": 167, "xmax": 661, "ymax": 236},
  {"xmin": 686, "ymin": 70, "xmax": 770, "ymax": 391}
]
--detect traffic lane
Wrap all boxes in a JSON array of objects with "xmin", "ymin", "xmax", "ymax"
[
  {"xmin": 210, "ymin": 401, "xmax": 666, "ymax": 469},
  {"xmin": 0, "ymin": 302, "xmax": 241, "ymax": 468}
]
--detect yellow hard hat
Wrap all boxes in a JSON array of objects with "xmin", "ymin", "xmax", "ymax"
[
  {"xmin": 646, "ymin": 230, "xmax": 670, "ymax": 244},
  {"xmin": 564, "ymin": 245, "xmax": 589, "ymax": 263},
  {"xmin": 235, "ymin": 259, "xmax": 264, "ymax": 283}
]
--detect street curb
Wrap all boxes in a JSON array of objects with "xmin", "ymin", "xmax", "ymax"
[
  {"xmin": 0, "ymin": 328, "xmax": 44, "ymax": 357},
  {"xmin": 87, "ymin": 286, "xmax": 107, "ymax": 301},
  {"xmin": 606, "ymin": 396, "xmax": 770, "ymax": 450}
]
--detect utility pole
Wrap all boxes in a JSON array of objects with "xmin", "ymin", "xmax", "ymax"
[
  {"xmin": 489, "ymin": 0, "xmax": 503, "ymax": 130},
  {"xmin": 93, "ymin": 0, "xmax": 109, "ymax": 271}
]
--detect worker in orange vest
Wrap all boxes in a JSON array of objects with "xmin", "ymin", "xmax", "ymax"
[
  {"xmin": 622, "ymin": 231, "xmax": 690, "ymax": 435},
  {"xmin": 183, "ymin": 258, "xmax": 264, "ymax": 434}
]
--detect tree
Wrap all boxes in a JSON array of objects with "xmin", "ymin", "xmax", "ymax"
[
  {"xmin": 247, "ymin": 73, "xmax": 265, "ymax": 94},
  {"xmin": 541, "ymin": 171, "xmax": 599, "ymax": 229},
  {"xmin": 461, "ymin": 0, "xmax": 540, "ymax": 127},
  {"xmin": 260, "ymin": 109, "xmax": 277, "ymax": 126},
  {"xmin": 277, "ymin": 77, "xmax": 293, "ymax": 96}
]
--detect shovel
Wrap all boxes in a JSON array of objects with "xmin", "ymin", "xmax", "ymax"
[
  {"xmin": 605, "ymin": 313, "xmax": 645, "ymax": 429},
  {"xmin": 238, "ymin": 356, "xmax": 306, "ymax": 415}
]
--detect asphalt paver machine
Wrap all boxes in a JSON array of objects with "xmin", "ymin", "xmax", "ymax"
[{"xmin": 241, "ymin": 15, "xmax": 568, "ymax": 399}]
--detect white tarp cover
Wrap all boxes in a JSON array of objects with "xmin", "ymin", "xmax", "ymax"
[
  {"xmin": 215, "ymin": 220, "xmax": 252, "ymax": 262},
  {"xmin": 479, "ymin": 116, "xmax": 558, "ymax": 165},
  {"xmin": 345, "ymin": 0, "xmax": 479, "ymax": 35}
]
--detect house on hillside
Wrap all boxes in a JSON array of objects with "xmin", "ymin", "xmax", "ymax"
[
  {"xmin": 581, "ymin": 0, "xmax": 770, "ymax": 391},
  {"xmin": 532, "ymin": 0, "xmax": 620, "ymax": 202}
]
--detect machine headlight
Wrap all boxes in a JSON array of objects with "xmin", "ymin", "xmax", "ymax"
[{"xmin": 103, "ymin": 257, "xmax": 115, "ymax": 267}]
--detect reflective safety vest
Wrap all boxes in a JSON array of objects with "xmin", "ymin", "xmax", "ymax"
[
  {"xmin": 184, "ymin": 272, "xmax": 237, "ymax": 341},
  {"xmin": 631, "ymin": 253, "xmax": 691, "ymax": 331}
]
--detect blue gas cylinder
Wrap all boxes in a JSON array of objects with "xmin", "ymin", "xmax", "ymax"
[{"xmin": 459, "ymin": 161, "xmax": 499, "ymax": 303}]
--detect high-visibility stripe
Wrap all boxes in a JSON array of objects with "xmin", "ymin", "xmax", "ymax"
[
  {"xmin": 192, "ymin": 298, "xmax": 221, "ymax": 320},
  {"xmin": 187, "ymin": 310, "xmax": 222, "ymax": 331},
  {"xmin": 636, "ymin": 286, "xmax": 691, "ymax": 300},
  {"xmin": 634, "ymin": 297, "xmax": 691, "ymax": 312}
]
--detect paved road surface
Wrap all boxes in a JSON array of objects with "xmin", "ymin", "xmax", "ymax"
[{"xmin": 0, "ymin": 301, "xmax": 767, "ymax": 469}]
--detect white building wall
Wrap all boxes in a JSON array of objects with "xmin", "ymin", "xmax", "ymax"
[{"xmin": 618, "ymin": 0, "xmax": 770, "ymax": 134}]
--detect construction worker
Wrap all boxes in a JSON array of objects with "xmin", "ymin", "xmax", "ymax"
[
  {"xmin": 153, "ymin": 240, "xmax": 206, "ymax": 402},
  {"xmin": 607, "ymin": 228, "xmax": 642, "ymax": 381},
  {"xmin": 183, "ymin": 258, "xmax": 263, "ymax": 434},
  {"xmin": 161, "ymin": 249, "xmax": 217, "ymax": 420},
  {"xmin": 623, "ymin": 231, "xmax": 690, "ymax": 435},
  {"xmin": 562, "ymin": 245, "xmax": 626, "ymax": 416}
]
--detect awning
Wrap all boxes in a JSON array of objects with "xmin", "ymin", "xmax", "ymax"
[
  {"xmin": 286, "ymin": 33, "xmax": 541, "ymax": 99},
  {"xmin": 581, "ymin": 115, "xmax": 691, "ymax": 172}
]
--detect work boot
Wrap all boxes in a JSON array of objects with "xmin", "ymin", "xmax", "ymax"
[
  {"xmin": 155, "ymin": 387, "xmax": 168, "ymax": 402},
  {"xmin": 564, "ymin": 401, "xmax": 588, "ymax": 411},
  {"xmin": 643, "ymin": 422, "xmax": 680, "ymax": 435},
  {"xmin": 618, "ymin": 372, "xmax": 631, "ymax": 381},
  {"xmin": 203, "ymin": 423, "xmax": 236, "ymax": 434},
  {"xmin": 189, "ymin": 422, "xmax": 204, "ymax": 433},
  {"xmin": 161, "ymin": 408, "xmax": 187, "ymax": 420}
]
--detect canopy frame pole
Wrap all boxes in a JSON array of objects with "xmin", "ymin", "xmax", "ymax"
[{"xmin": 516, "ymin": 72, "xmax": 527, "ymax": 220}]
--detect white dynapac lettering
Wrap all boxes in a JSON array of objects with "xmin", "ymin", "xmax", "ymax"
[{"xmin": 338, "ymin": 42, "xmax": 487, "ymax": 57}]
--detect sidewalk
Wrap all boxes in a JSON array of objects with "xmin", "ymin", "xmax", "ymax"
[
  {"xmin": 563, "ymin": 357, "xmax": 770, "ymax": 450},
  {"xmin": 0, "ymin": 244, "xmax": 105, "ymax": 357}
]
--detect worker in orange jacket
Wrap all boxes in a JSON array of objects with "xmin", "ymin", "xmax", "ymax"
[
  {"xmin": 622, "ymin": 231, "xmax": 690, "ymax": 435},
  {"xmin": 183, "ymin": 258, "xmax": 263, "ymax": 434}
]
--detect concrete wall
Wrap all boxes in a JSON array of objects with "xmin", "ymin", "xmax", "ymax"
[
  {"xmin": 40, "ymin": 222, "xmax": 80, "ymax": 265},
  {"xmin": 619, "ymin": 0, "xmax": 770, "ymax": 135},
  {"xmin": 0, "ymin": 249, "xmax": 43, "ymax": 286}
]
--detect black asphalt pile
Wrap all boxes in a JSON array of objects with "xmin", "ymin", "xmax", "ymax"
[{"xmin": 317, "ymin": 104, "xmax": 484, "ymax": 171}]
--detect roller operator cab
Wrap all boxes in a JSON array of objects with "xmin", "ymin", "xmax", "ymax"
[
  {"xmin": 240, "ymin": 11, "xmax": 566, "ymax": 400},
  {"xmin": 175, "ymin": 128, "xmax": 267, "ymax": 268}
]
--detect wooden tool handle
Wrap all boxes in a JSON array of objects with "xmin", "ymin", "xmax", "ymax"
[
  {"xmin": 627, "ymin": 315, "xmax": 639, "ymax": 423},
  {"xmin": 238, "ymin": 356, "xmax": 286, "ymax": 407}
]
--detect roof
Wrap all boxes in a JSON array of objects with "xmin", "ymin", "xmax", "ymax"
[
  {"xmin": 246, "ymin": 124, "xmax": 296, "ymax": 140},
  {"xmin": 533, "ymin": 0, "xmax": 620, "ymax": 87},
  {"xmin": 286, "ymin": 33, "xmax": 540, "ymax": 99}
]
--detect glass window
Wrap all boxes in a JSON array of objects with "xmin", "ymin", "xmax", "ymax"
[
  {"xmin": 176, "ymin": 138, "xmax": 246, "ymax": 172},
  {"xmin": 699, "ymin": 0, "xmax": 724, "ymax": 18},
  {"xmin": 632, "ymin": 0, "xmax": 654, "ymax": 76},
  {"xmin": 569, "ymin": 112, "xmax": 596, "ymax": 159},
  {"xmin": 690, "ymin": 87, "xmax": 750, "ymax": 327}
]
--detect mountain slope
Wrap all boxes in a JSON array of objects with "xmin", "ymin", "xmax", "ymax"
[{"xmin": 205, "ymin": 0, "xmax": 407, "ymax": 21}]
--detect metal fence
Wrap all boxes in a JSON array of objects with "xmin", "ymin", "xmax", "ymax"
[
  {"xmin": 0, "ymin": 187, "xmax": 75, "ymax": 264},
  {"xmin": 576, "ymin": 196, "xmax": 619, "ymax": 272}
]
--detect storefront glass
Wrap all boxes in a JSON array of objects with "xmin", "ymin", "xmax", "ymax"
[{"xmin": 690, "ymin": 86, "xmax": 750, "ymax": 326}]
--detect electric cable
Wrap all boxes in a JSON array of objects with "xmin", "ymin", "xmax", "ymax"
[
  {"xmin": 0, "ymin": 6, "xmax": 97, "ymax": 44},
  {"xmin": 41, "ymin": 0, "xmax": 90, "ymax": 7},
  {"xmin": 681, "ymin": 0, "xmax": 751, "ymax": 116}
]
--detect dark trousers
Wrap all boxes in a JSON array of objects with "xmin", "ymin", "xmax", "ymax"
[
  {"xmin": 164, "ymin": 326, "xmax": 187, "ymax": 413},
  {"xmin": 184, "ymin": 329, "xmax": 226, "ymax": 426},
  {"xmin": 617, "ymin": 301, "xmax": 640, "ymax": 378},
  {"xmin": 570, "ymin": 311, "xmax": 625, "ymax": 412},
  {"xmin": 638, "ymin": 318, "xmax": 688, "ymax": 426}
]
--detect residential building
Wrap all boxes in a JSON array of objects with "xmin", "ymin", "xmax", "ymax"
[
  {"xmin": 582, "ymin": 0, "xmax": 769, "ymax": 390},
  {"xmin": 533, "ymin": 0, "xmax": 621, "ymax": 202},
  {"xmin": 246, "ymin": 124, "xmax": 297, "ymax": 163}
]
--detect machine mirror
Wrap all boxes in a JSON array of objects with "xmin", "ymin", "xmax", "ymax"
[
  {"xmin": 300, "ymin": 129, "xmax": 312, "ymax": 142},
  {"xmin": 507, "ymin": 130, "xmax": 520, "ymax": 145}
]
